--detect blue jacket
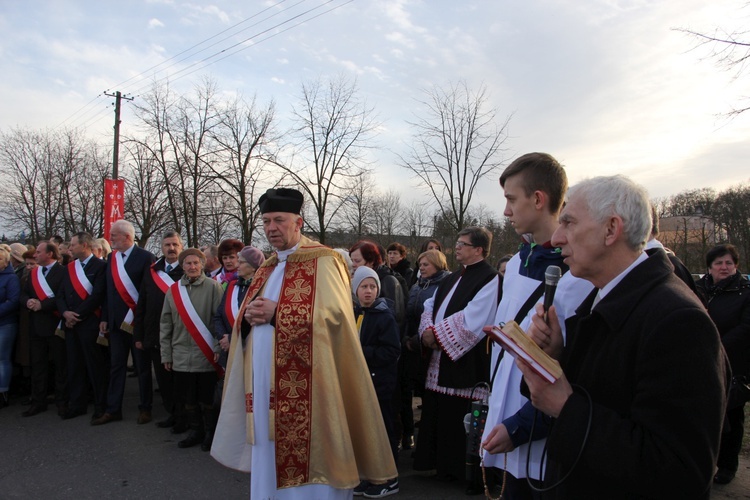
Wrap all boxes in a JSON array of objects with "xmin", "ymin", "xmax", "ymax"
[{"xmin": 0, "ymin": 263, "xmax": 20, "ymax": 326}]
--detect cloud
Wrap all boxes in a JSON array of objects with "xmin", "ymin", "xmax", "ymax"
[
  {"xmin": 271, "ymin": 76, "xmax": 285, "ymax": 85},
  {"xmin": 148, "ymin": 18, "xmax": 165, "ymax": 29}
]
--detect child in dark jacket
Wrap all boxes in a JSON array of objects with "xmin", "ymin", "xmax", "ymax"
[{"xmin": 352, "ymin": 266, "xmax": 401, "ymax": 498}]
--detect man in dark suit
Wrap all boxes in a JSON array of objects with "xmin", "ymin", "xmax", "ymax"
[
  {"xmin": 57, "ymin": 232, "xmax": 107, "ymax": 420},
  {"xmin": 134, "ymin": 230, "xmax": 185, "ymax": 430},
  {"xmin": 20, "ymin": 241, "xmax": 67, "ymax": 417},
  {"xmin": 92, "ymin": 220, "xmax": 155, "ymax": 426},
  {"xmin": 522, "ymin": 175, "xmax": 726, "ymax": 499}
]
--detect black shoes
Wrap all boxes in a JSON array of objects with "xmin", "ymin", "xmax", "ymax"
[
  {"xmin": 22, "ymin": 405, "xmax": 48, "ymax": 417},
  {"xmin": 714, "ymin": 468, "xmax": 736, "ymax": 484},
  {"xmin": 156, "ymin": 415, "xmax": 176, "ymax": 428},
  {"xmin": 61, "ymin": 407, "xmax": 87, "ymax": 420}
]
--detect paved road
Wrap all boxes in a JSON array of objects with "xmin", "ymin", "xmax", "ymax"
[{"xmin": 0, "ymin": 376, "xmax": 747, "ymax": 499}]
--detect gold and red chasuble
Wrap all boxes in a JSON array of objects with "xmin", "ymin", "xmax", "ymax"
[{"xmin": 238, "ymin": 244, "xmax": 321, "ymax": 488}]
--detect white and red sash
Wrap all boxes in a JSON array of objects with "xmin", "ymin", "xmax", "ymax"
[
  {"xmin": 223, "ymin": 280, "xmax": 240, "ymax": 328},
  {"xmin": 69, "ymin": 260, "xmax": 93, "ymax": 298},
  {"xmin": 112, "ymin": 251, "xmax": 139, "ymax": 332},
  {"xmin": 30, "ymin": 265, "xmax": 55, "ymax": 301},
  {"xmin": 68, "ymin": 259, "xmax": 100, "ymax": 319},
  {"xmin": 171, "ymin": 282, "xmax": 224, "ymax": 377},
  {"xmin": 150, "ymin": 265, "xmax": 176, "ymax": 294}
]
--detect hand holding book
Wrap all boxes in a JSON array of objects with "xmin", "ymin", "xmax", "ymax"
[{"xmin": 487, "ymin": 320, "xmax": 562, "ymax": 383}]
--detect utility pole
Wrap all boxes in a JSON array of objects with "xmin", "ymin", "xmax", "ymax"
[{"xmin": 104, "ymin": 91, "xmax": 134, "ymax": 179}]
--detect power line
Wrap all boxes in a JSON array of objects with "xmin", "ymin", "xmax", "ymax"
[
  {"xmin": 127, "ymin": 0, "xmax": 349, "ymax": 100},
  {"xmin": 111, "ymin": 0, "xmax": 298, "ymax": 92},
  {"xmin": 58, "ymin": 0, "xmax": 353, "ymax": 131}
]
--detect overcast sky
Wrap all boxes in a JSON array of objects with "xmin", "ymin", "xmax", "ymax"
[{"xmin": 2, "ymin": 0, "xmax": 750, "ymax": 221}]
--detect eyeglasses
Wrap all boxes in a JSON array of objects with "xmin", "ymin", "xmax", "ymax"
[{"xmin": 455, "ymin": 241, "xmax": 476, "ymax": 248}]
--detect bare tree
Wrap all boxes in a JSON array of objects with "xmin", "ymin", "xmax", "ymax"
[
  {"xmin": 340, "ymin": 170, "xmax": 376, "ymax": 238},
  {"xmin": 370, "ymin": 189, "xmax": 404, "ymax": 241},
  {"xmin": 399, "ymin": 81, "xmax": 511, "ymax": 234},
  {"xmin": 121, "ymin": 141, "xmax": 172, "ymax": 248},
  {"xmin": 676, "ymin": 19, "xmax": 750, "ymax": 116},
  {"xmin": 132, "ymin": 78, "xmax": 220, "ymax": 246},
  {"xmin": 0, "ymin": 128, "xmax": 67, "ymax": 240},
  {"xmin": 210, "ymin": 94, "xmax": 279, "ymax": 243},
  {"xmin": 275, "ymin": 75, "xmax": 378, "ymax": 244}
]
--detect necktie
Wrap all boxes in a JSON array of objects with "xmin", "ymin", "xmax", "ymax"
[
  {"xmin": 81, "ymin": 261, "xmax": 86, "ymax": 270},
  {"xmin": 42, "ymin": 266, "xmax": 47, "ymax": 275},
  {"xmin": 121, "ymin": 252, "xmax": 127, "ymax": 262},
  {"xmin": 166, "ymin": 264, "xmax": 172, "ymax": 272}
]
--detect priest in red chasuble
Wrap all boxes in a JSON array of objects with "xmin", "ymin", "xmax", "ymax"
[{"xmin": 211, "ymin": 188, "xmax": 396, "ymax": 499}]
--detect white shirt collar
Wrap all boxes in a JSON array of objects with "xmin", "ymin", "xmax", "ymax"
[{"xmin": 594, "ymin": 251, "xmax": 648, "ymax": 308}]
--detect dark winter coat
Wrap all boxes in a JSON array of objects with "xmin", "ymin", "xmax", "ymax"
[
  {"xmin": 354, "ymin": 297, "xmax": 401, "ymax": 400},
  {"xmin": 696, "ymin": 270, "xmax": 750, "ymax": 378},
  {"xmin": 133, "ymin": 258, "xmax": 184, "ymax": 349},
  {"xmin": 0, "ymin": 263, "xmax": 20, "ymax": 326},
  {"xmin": 391, "ymin": 258, "xmax": 414, "ymax": 290},
  {"xmin": 545, "ymin": 250, "xmax": 726, "ymax": 499},
  {"xmin": 405, "ymin": 269, "xmax": 450, "ymax": 340}
]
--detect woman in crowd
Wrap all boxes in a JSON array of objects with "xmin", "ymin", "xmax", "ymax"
[
  {"xmin": 402, "ymin": 249, "xmax": 450, "ymax": 446},
  {"xmin": 160, "ymin": 248, "xmax": 224, "ymax": 451},
  {"xmin": 695, "ymin": 244, "xmax": 750, "ymax": 485},
  {"xmin": 0, "ymin": 248, "xmax": 21, "ymax": 408},
  {"xmin": 409, "ymin": 239, "xmax": 443, "ymax": 287},
  {"xmin": 213, "ymin": 246, "xmax": 265, "ymax": 368},
  {"xmin": 350, "ymin": 240, "xmax": 406, "ymax": 327},
  {"xmin": 215, "ymin": 239, "xmax": 243, "ymax": 287},
  {"xmin": 387, "ymin": 242, "xmax": 413, "ymax": 286}
]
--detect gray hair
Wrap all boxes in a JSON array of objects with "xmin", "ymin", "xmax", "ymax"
[
  {"xmin": 567, "ymin": 175, "xmax": 651, "ymax": 251},
  {"xmin": 162, "ymin": 230, "xmax": 183, "ymax": 244},
  {"xmin": 111, "ymin": 220, "xmax": 136, "ymax": 240}
]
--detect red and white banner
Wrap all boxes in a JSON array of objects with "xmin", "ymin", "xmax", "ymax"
[
  {"xmin": 112, "ymin": 251, "xmax": 138, "ymax": 332},
  {"xmin": 223, "ymin": 280, "xmax": 240, "ymax": 328},
  {"xmin": 103, "ymin": 178, "xmax": 125, "ymax": 241},
  {"xmin": 171, "ymin": 282, "xmax": 224, "ymax": 376},
  {"xmin": 150, "ymin": 266, "xmax": 176, "ymax": 294}
]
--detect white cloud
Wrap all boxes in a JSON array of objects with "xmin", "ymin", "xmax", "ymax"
[{"xmin": 148, "ymin": 18, "xmax": 165, "ymax": 29}]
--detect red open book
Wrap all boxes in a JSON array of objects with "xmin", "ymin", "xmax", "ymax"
[{"xmin": 487, "ymin": 321, "xmax": 562, "ymax": 384}]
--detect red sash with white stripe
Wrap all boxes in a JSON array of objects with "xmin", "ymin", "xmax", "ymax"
[
  {"xmin": 68, "ymin": 260, "xmax": 100, "ymax": 318},
  {"xmin": 223, "ymin": 280, "xmax": 240, "ymax": 329},
  {"xmin": 171, "ymin": 282, "xmax": 224, "ymax": 377},
  {"xmin": 111, "ymin": 251, "xmax": 138, "ymax": 332},
  {"xmin": 150, "ymin": 266, "xmax": 175, "ymax": 294},
  {"xmin": 30, "ymin": 265, "xmax": 55, "ymax": 301}
]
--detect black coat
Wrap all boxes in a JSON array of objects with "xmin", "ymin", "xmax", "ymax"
[
  {"xmin": 20, "ymin": 262, "xmax": 66, "ymax": 337},
  {"xmin": 405, "ymin": 270, "xmax": 450, "ymax": 339},
  {"xmin": 696, "ymin": 270, "xmax": 750, "ymax": 378},
  {"xmin": 546, "ymin": 250, "xmax": 726, "ymax": 499},
  {"xmin": 354, "ymin": 297, "xmax": 401, "ymax": 399},
  {"xmin": 56, "ymin": 257, "xmax": 107, "ymax": 332},
  {"xmin": 102, "ymin": 246, "xmax": 155, "ymax": 330},
  {"xmin": 133, "ymin": 257, "xmax": 183, "ymax": 348}
]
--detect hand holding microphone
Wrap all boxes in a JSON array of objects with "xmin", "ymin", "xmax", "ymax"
[{"xmin": 528, "ymin": 265, "xmax": 564, "ymax": 358}]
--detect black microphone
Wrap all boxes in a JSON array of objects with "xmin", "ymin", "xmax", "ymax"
[{"xmin": 543, "ymin": 265, "xmax": 562, "ymax": 322}]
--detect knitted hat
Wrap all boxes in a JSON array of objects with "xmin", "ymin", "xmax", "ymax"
[
  {"xmin": 178, "ymin": 248, "xmax": 206, "ymax": 267},
  {"xmin": 352, "ymin": 266, "xmax": 380, "ymax": 295},
  {"xmin": 239, "ymin": 246, "xmax": 266, "ymax": 270},
  {"xmin": 258, "ymin": 188, "xmax": 304, "ymax": 214}
]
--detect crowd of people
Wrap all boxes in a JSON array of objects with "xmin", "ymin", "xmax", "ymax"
[{"xmin": 0, "ymin": 156, "xmax": 748, "ymax": 499}]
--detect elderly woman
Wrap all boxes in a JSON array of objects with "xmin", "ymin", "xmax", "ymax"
[
  {"xmin": 213, "ymin": 246, "xmax": 265, "ymax": 367},
  {"xmin": 0, "ymin": 248, "xmax": 21, "ymax": 408},
  {"xmin": 696, "ymin": 244, "xmax": 750, "ymax": 485},
  {"xmin": 161, "ymin": 248, "xmax": 224, "ymax": 450}
]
